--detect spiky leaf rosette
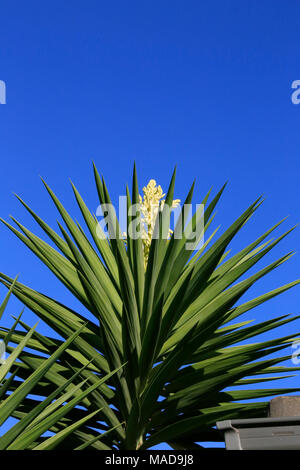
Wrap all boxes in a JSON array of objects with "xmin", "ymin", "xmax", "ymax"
[{"xmin": 1, "ymin": 164, "xmax": 300, "ymax": 450}]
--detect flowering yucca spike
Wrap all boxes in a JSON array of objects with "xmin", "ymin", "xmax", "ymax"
[{"xmin": 139, "ymin": 179, "xmax": 180, "ymax": 267}]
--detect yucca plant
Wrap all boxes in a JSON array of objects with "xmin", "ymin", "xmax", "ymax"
[{"xmin": 0, "ymin": 163, "xmax": 300, "ymax": 450}]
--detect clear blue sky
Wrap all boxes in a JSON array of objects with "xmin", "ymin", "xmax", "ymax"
[{"xmin": 1, "ymin": 0, "xmax": 300, "ymax": 448}]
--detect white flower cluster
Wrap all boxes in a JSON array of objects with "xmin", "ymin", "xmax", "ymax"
[{"xmin": 139, "ymin": 180, "xmax": 180, "ymax": 267}]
